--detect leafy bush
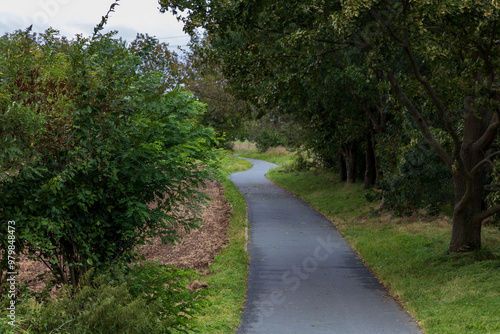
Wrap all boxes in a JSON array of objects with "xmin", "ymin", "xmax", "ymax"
[
  {"xmin": 0, "ymin": 262, "xmax": 204, "ymax": 333},
  {"xmin": 0, "ymin": 28, "xmax": 220, "ymax": 288},
  {"xmin": 379, "ymin": 138, "xmax": 452, "ymax": 216},
  {"xmin": 486, "ymin": 161, "xmax": 500, "ymax": 227},
  {"xmin": 284, "ymin": 153, "xmax": 316, "ymax": 172},
  {"xmin": 254, "ymin": 129, "xmax": 284, "ymax": 153}
]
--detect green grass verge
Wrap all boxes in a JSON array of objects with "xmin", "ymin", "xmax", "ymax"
[
  {"xmin": 219, "ymin": 153, "xmax": 253, "ymax": 176},
  {"xmin": 233, "ymin": 142, "xmax": 295, "ymax": 166},
  {"xmin": 183, "ymin": 153, "xmax": 251, "ymax": 333},
  {"xmin": 244, "ymin": 154, "xmax": 500, "ymax": 334}
]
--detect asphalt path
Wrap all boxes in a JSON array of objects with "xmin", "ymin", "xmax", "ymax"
[{"xmin": 229, "ymin": 158, "xmax": 422, "ymax": 334}]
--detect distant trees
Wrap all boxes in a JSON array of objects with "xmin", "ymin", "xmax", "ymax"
[
  {"xmin": 160, "ymin": 0, "xmax": 500, "ymax": 252},
  {"xmin": 182, "ymin": 40, "xmax": 249, "ymax": 148}
]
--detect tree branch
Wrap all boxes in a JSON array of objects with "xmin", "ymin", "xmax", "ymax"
[
  {"xmin": 472, "ymin": 116, "xmax": 500, "ymax": 152},
  {"xmin": 346, "ymin": 82, "xmax": 382, "ymax": 133},
  {"xmin": 470, "ymin": 150, "xmax": 500, "ymax": 176},
  {"xmin": 484, "ymin": 183, "xmax": 500, "ymax": 192},
  {"xmin": 318, "ymin": 47, "xmax": 351, "ymax": 57},
  {"xmin": 248, "ymin": 24, "xmax": 352, "ymax": 46},
  {"xmin": 474, "ymin": 203, "xmax": 500, "ymax": 223},
  {"xmin": 370, "ymin": 9, "xmax": 462, "ymax": 150},
  {"xmin": 386, "ymin": 73, "xmax": 454, "ymax": 170}
]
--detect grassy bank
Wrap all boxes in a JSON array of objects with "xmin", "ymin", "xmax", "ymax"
[
  {"xmin": 233, "ymin": 141, "xmax": 295, "ymax": 166},
  {"xmin": 236, "ymin": 148, "xmax": 500, "ymax": 334},
  {"xmin": 185, "ymin": 153, "xmax": 252, "ymax": 333}
]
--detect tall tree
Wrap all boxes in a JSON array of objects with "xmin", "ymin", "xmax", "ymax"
[
  {"xmin": 129, "ymin": 33, "xmax": 183, "ymax": 92},
  {"xmin": 340, "ymin": 0, "xmax": 500, "ymax": 252}
]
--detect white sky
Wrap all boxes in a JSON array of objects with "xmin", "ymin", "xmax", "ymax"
[{"xmin": 0, "ymin": 0, "xmax": 190, "ymax": 47}]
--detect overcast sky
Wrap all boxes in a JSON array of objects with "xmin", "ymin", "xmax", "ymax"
[{"xmin": 0, "ymin": 0, "xmax": 190, "ymax": 48}]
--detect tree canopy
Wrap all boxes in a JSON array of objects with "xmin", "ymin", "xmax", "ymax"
[{"xmin": 160, "ymin": 0, "xmax": 500, "ymax": 252}]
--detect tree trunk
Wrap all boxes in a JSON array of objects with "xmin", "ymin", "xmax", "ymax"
[
  {"xmin": 371, "ymin": 128, "xmax": 381, "ymax": 186},
  {"xmin": 449, "ymin": 99, "xmax": 490, "ymax": 252},
  {"xmin": 364, "ymin": 131, "xmax": 376, "ymax": 189},
  {"xmin": 339, "ymin": 150, "xmax": 347, "ymax": 182},
  {"xmin": 449, "ymin": 171, "xmax": 483, "ymax": 252},
  {"xmin": 342, "ymin": 143, "xmax": 357, "ymax": 184},
  {"xmin": 386, "ymin": 72, "xmax": 500, "ymax": 253}
]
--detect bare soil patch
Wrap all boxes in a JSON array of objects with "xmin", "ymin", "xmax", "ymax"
[{"xmin": 16, "ymin": 180, "xmax": 232, "ymax": 292}]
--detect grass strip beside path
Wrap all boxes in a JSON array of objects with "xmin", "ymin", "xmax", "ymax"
[
  {"xmin": 183, "ymin": 154, "xmax": 252, "ymax": 333},
  {"xmin": 236, "ymin": 148, "xmax": 499, "ymax": 334}
]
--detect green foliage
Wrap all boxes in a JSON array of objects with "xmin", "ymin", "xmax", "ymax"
[
  {"xmin": 129, "ymin": 33, "xmax": 183, "ymax": 92},
  {"xmin": 254, "ymin": 129, "xmax": 284, "ymax": 153},
  {"xmin": 0, "ymin": 28, "xmax": 220, "ymax": 288},
  {"xmin": 487, "ymin": 160, "xmax": 500, "ymax": 227},
  {"xmin": 244, "ymin": 111, "xmax": 297, "ymax": 154},
  {"xmin": 183, "ymin": 39, "xmax": 249, "ymax": 150},
  {"xmin": 289, "ymin": 154, "xmax": 315, "ymax": 172},
  {"xmin": 4, "ymin": 262, "xmax": 204, "ymax": 333},
  {"xmin": 377, "ymin": 120, "xmax": 453, "ymax": 216},
  {"xmin": 380, "ymin": 145, "xmax": 452, "ymax": 216},
  {"xmin": 162, "ymin": 0, "xmax": 378, "ymax": 180}
]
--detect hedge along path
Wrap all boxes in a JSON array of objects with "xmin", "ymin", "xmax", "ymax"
[{"xmin": 230, "ymin": 158, "xmax": 422, "ymax": 334}]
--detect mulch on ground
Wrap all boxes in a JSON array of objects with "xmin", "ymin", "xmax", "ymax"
[{"xmin": 140, "ymin": 180, "xmax": 232, "ymax": 272}]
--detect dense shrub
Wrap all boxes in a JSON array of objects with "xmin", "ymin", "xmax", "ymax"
[
  {"xmin": 0, "ymin": 28, "xmax": 220, "ymax": 288},
  {"xmin": 254, "ymin": 129, "xmax": 284, "ymax": 153},
  {"xmin": 0, "ymin": 262, "xmax": 204, "ymax": 333},
  {"xmin": 377, "ymin": 125, "xmax": 453, "ymax": 216}
]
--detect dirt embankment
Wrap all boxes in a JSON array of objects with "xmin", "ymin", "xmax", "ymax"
[{"xmin": 140, "ymin": 180, "xmax": 232, "ymax": 272}]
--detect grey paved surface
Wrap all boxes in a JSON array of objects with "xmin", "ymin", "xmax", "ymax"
[{"xmin": 230, "ymin": 158, "xmax": 422, "ymax": 334}]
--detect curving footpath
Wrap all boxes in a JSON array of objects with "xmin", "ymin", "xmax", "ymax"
[{"xmin": 230, "ymin": 158, "xmax": 422, "ymax": 334}]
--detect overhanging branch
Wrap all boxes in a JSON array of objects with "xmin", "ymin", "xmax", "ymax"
[{"xmin": 370, "ymin": 9, "xmax": 462, "ymax": 151}]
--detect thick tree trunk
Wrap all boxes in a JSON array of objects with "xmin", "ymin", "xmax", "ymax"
[
  {"xmin": 449, "ymin": 99, "xmax": 489, "ymax": 252},
  {"xmin": 449, "ymin": 172, "xmax": 483, "ymax": 252},
  {"xmin": 386, "ymin": 72, "xmax": 500, "ymax": 253}
]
